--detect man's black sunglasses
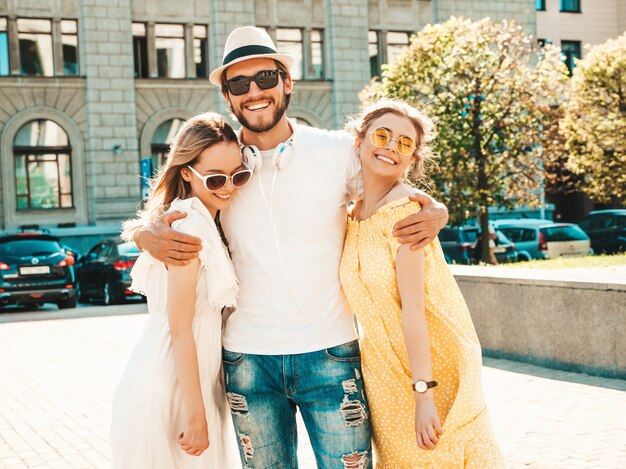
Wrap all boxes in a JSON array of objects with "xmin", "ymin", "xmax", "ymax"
[{"xmin": 223, "ymin": 69, "xmax": 286, "ymax": 96}]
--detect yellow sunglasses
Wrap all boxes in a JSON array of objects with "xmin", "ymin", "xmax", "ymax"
[{"xmin": 367, "ymin": 127, "xmax": 417, "ymax": 156}]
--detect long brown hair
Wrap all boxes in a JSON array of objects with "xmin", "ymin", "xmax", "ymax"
[
  {"xmin": 346, "ymin": 99, "xmax": 436, "ymax": 187},
  {"xmin": 131, "ymin": 112, "xmax": 238, "ymax": 226}
]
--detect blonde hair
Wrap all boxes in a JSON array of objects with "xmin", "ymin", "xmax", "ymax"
[
  {"xmin": 125, "ymin": 112, "xmax": 238, "ymax": 230},
  {"xmin": 346, "ymin": 99, "xmax": 436, "ymax": 185}
]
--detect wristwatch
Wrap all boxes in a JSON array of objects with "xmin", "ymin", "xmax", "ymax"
[{"xmin": 412, "ymin": 380, "xmax": 438, "ymax": 393}]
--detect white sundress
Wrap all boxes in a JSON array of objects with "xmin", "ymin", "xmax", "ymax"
[{"xmin": 110, "ymin": 197, "xmax": 240, "ymax": 469}]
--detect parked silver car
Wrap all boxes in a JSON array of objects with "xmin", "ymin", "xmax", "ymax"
[{"xmin": 492, "ymin": 219, "xmax": 591, "ymax": 260}]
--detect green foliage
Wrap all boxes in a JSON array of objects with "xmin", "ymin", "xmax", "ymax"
[
  {"xmin": 542, "ymin": 104, "xmax": 585, "ymax": 197},
  {"xmin": 361, "ymin": 17, "xmax": 569, "ymax": 228},
  {"xmin": 563, "ymin": 33, "xmax": 626, "ymax": 203}
]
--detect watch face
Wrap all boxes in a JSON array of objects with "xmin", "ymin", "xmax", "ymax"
[{"xmin": 415, "ymin": 381, "xmax": 427, "ymax": 393}]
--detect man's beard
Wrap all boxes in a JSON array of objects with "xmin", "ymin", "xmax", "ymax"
[{"xmin": 231, "ymin": 93, "xmax": 289, "ymax": 133}]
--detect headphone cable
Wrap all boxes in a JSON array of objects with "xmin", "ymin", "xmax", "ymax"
[{"xmin": 257, "ymin": 161, "xmax": 323, "ymax": 341}]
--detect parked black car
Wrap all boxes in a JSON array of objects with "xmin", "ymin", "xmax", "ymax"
[
  {"xmin": 439, "ymin": 226, "xmax": 477, "ymax": 264},
  {"xmin": 576, "ymin": 209, "xmax": 626, "ymax": 254},
  {"xmin": 439, "ymin": 225, "xmax": 518, "ymax": 264},
  {"xmin": 75, "ymin": 239, "xmax": 142, "ymax": 305},
  {"xmin": 466, "ymin": 226, "xmax": 518, "ymax": 264},
  {"xmin": 0, "ymin": 232, "xmax": 77, "ymax": 310}
]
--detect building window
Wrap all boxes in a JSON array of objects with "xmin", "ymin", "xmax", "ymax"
[
  {"xmin": 18, "ymin": 18, "xmax": 54, "ymax": 76},
  {"xmin": 0, "ymin": 18, "xmax": 9, "ymax": 76},
  {"xmin": 132, "ymin": 23, "xmax": 150, "ymax": 78},
  {"xmin": 1, "ymin": 17, "xmax": 79, "ymax": 77},
  {"xmin": 536, "ymin": 0, "xmax": 546, "ymax": 11},
  {"xmin": 132, "ymin": 23, "xmax": 148, "ymax": 78},
  {"xmin": 560, "ymin": 0, "xmax": 581, "ymax": 12},
  {"xmin": 561, "ymin": 40, "xmax": 581, "ymax": 75},
  {"xmin": 387, "ymin": 31, "xmax": 411, "ymax": 66},
  {"xmin": 276, "ymin": 28, "xmax": 304, "ymax": 80},
  {"xmin": 61, "ymin": 20, "xmax": 78, "ymax": 76},
  {"xmin": 13, "ymin": 120, "xmax": 73, "ymax": 210},
  {"xmin": 193, "ymin": 25, "xmax": 208, "ymax": 78},
  {"xmin": 151, "ymin": 118, "xmax": 185, "ymax": 171},
  {"xmin": 369, "ymin": 30, "xmax": 411, "ymax": 78},
  {"xmin": 133, "ymin": 22, "xmax": 208, "ymax": 79},
  {"xmin": 310, "ymin": 29, "xmax": 324, "ymax": 80},
  {"xmin": 369, "ymin": 30, "xmax": 381, "ymax": 78},
  {"xmin": 261, "ymin": 27, "xmax": 326, "ymax": 81},
  {"xmin": 155, "ymin": 23, "xmax": 186, "ymax": 78}
]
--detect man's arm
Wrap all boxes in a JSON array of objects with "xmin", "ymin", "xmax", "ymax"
[
  {"xmin": 393, "ymin": 191, "xmax": 449, "ymax": 250},
  {"xmin": 123, "ymin": 212, "xmax": 202, "ymax": 266}
]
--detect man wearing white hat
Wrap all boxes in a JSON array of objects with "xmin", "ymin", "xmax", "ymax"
[{"xmin": 132, "ymin": 26, "xmax": 448, "ymax": 468}]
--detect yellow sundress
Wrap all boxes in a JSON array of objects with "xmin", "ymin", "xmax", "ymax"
[{"xmin": 339, "ymin": 197, "xmax": 506, "ymax": 469}]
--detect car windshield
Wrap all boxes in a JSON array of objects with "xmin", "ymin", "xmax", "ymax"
[
  {"xmin": 0, "ymin": 239, "xmax": 63, "ymax": 257},
  {"xmin": 496, "ymin": 231, "xmax": 510, "ymax": 244},
  {"xmin": 117, "ymin": 242, "xmax": 140, "ymax": 256},
  {"xmin": 541, "ymin": 225, "xmax": 589, "ymax": 242}
]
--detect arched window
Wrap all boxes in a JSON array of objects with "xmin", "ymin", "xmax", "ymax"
[
  {"xmin": 13, "ymin": 119, "xmax": 73, "ymax": 210},
  {"xmin": 151, "ymin": 118, "xmax": 185, "ymax": 172},
  {"xmin": 292, "ymin": 116, "xmax": 312, "ymax": 126}
]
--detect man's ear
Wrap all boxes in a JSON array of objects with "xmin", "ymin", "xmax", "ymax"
[
  {"xmin": 223, "ymin": 93, "xmax": 234, "ymax": 113},
  {"xmin": 283, "ymin": 73, "xmax": 293, "ymax": 95}
]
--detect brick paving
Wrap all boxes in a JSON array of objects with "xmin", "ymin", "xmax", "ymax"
[{"xmin": 1, "ymin": 306, "xmax": 625, "ymax": 469}]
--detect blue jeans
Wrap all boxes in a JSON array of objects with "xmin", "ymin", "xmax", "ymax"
[{"xmin": 223, "ymin": 340, "xmax": 373, "ymax": 469}]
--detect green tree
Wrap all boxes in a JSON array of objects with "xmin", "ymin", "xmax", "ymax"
[
  {"xmin": 563, "ymin": 33, "xmax": 626, "ymax": 204},
  {"xmin": 362, "ymin": 17, "xmax": 569, "ymax": 262},
  {"xmin": 542, "ymin": 104, "xmax": 585, "ymax": 199}
]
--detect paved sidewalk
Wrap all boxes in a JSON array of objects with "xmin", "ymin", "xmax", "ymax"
[{"xmin": 1, "ymin": 308, "xmax": 625, "ymax": 468}]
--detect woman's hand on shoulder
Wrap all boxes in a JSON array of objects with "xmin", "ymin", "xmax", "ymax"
[{"xmin": 415, "ymin": 393, "xmax": 443, "ymax": 450}]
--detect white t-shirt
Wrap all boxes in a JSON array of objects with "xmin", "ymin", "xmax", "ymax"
[{"xmin": 221, "ymin": 122, "xmax": 362, "ymax": 354}]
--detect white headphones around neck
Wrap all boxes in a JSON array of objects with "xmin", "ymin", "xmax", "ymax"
[{"xmin": 242, "ymin": 139, "xmax": 293, "ymax": 172}]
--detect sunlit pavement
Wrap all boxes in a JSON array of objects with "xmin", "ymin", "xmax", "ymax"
[{"xmin": 1, "ymin": 305, "xmax": 625, "ymax": 468}]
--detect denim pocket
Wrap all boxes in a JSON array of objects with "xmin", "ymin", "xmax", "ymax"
[
  {"xmin": 325, "ymin": 340, "xmax": 361, "ymax": 362},
  {"xmin": 222, "ymin": 349, "xmax": 245, "ymax": 365}
]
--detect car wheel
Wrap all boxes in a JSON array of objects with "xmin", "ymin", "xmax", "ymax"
[
  {"xmin": 57, "ymin": 296, "xmax": 77, "ymax": 309},
  {"xmin": 77, "ymin": 284, "xmax": 89, "ymax": 303},
  {"xmin": 103, "ymin": 280, "xmax": 122, "ymax": 306}
]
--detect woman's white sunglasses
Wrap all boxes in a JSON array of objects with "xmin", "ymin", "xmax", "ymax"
[{"xmin": 187, "ymin": 165, "xmax": 252, "ymax": 191}]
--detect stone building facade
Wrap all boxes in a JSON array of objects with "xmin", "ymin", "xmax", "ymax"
[
  {"xmin": 537, "ymin": 0, "xmax": 626, "ymax": 74},
  {"xmin": 0, "ymin": 0, "xmax": 535, "ymax": 244}
]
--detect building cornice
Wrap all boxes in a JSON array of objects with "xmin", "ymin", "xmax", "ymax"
[
  {"xmin": 135, "ymin": 79, "xmax": 214, "ymax": 90},
  {"xmin": 0, "ymin": 77, "xmax": 86, "ymax": 89}
]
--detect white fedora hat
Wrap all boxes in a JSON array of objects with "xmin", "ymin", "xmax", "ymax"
[{"xmin": 209, "ymin": 26, "xmax": 295, "ymax": 86}]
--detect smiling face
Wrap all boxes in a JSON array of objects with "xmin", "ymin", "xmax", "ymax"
[
  {"xmin": 222, "ymin": 58, "xmax": 292, "ymax": 133},
  {"xmin": 181, "ymin": 140, "xmax": 245, "ymax": 214},
  {"xmin": 356, "ymin": 112, "xmax": 419, "ymax": 183}
]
